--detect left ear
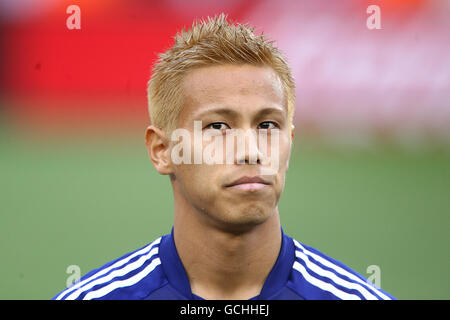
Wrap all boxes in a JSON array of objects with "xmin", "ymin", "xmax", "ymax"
[{"xmin": 291, "ymin": 124, "xmax": 295, "ymax": 140}]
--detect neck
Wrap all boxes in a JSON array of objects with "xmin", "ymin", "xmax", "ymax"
[{"xmin": 173, "ymin": 202, "xmax": 282, "ymax": 300}]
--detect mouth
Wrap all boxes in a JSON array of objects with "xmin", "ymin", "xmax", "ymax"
[{"xmin": 225, "ymin": 176, "xmax": 271, "ymax": 191}]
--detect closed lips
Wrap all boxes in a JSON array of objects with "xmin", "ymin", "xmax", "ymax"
[{"xmin": 225, "ymin": 176, "xmax": 271, "ymax": 190}]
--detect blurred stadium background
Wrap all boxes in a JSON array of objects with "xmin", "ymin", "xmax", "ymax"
[{"xmin": 0, "ymin": 0, "xmax": 449, "ymax": 299}]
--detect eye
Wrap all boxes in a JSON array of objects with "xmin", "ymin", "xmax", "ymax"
[
  {"xmin": 205, "ymin": 122, "xmax": 230, "ymax": 130},
  {"xmin": 258, "ymin": 121, "xmax": 279, "ymax": 130}
]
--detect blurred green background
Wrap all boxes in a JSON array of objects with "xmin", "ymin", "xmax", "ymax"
[{"xmin": 1, "ymin": 125, "xmax": 449, "ymax": 300}]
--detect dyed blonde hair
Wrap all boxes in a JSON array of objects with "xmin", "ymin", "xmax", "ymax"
[{"xmin": 147, "ymin": 13, "xmax": 295, "ymax": 133}]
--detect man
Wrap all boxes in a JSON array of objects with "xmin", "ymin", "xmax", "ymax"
[{"xmin": 54, "ymin": 14, "xmax": 395, "ymax": 300}]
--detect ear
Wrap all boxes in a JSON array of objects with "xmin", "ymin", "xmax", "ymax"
[
  {"xmin": 291, "ymin": 124, "xmax": 295, "ymax": 140},
  {"xmin": 145, "ymin": 125, "xmax": 173, "ymax": 175}
]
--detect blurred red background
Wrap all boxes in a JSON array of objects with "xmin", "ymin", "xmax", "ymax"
[{"xmin": 1, "ymin": 0, "xmax": 449, "ymax": 145}]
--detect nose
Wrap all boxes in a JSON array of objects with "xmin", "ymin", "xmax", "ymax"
[{"xmin": 234, "ymin": 128, "xmax": 263, "ymax": 165}]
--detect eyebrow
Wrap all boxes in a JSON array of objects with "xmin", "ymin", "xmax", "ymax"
[
  {"xmin": 256, "ymin": 106, "xmax": 286, "ymax": 118},
  {"xmin": 195, "ymin": 107, "xmax": 239, "ymax": 119},
  {"xmin": 194, "ymin": 105, "xmax": 285, "ymax": 119}
]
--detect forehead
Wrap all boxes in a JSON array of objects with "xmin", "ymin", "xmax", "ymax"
[{"xmin": 180, "ymin": 64, "xmax": 285, "ymax": 118}]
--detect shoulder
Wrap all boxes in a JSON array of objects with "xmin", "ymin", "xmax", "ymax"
[
  {"xmin": 286, "ymin": 236, "xmax": 396, "ymax": 300},
  {"xmin": 53, "ymin": 236, "xmax": 166, "ymax": 300}
]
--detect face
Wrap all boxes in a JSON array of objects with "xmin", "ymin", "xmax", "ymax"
[{"xmin": 165, "ymin": 64, "xmax": 293, "ymax": 231}]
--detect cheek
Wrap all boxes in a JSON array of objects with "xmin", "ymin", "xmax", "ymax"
[
  {"xmin": 272, "ymin": 134, "xmax": 291, "ymax": 189},
  {"xmin": 265, "ymin": 132, "xmax": 291, "ymax": 170},
  {"xmin": 173, "ymin": 163, "xmax": 221, "ymax": 203},
  {"xmin": 278, "ymin": 132, "xmax": 292, "ymax": 167}
]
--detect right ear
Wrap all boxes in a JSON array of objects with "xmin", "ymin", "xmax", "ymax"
[{"xmin": 145, "ymin": 125, "xmax": 173, "ymax": 175}]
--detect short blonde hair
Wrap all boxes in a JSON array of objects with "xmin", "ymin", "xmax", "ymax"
[{"xmin": 147, "ymin": 13, "xmax": 295, "ymax": 133}]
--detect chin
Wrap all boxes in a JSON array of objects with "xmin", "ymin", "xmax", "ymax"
[{"xmin": 215, "ymin": 203, "xmax": 273, "ymax": 233}]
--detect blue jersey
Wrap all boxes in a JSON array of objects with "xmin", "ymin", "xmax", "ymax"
[{"xmin": 53, "ymin": 228, "xmax": 395, "ymax": 300}]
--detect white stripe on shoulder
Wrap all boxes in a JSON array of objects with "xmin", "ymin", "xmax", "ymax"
[
  {"xmin": 293, "ymin": 239, "xmax": 391, "ymax": 300},
  {"xmin": 83, "ymin": 258, "xmax": 161, "ymax": 300},
  {"xmin": 56, "ymin": 237, "xmax": 162, "ymax": 300},
  {"xmin": 65, "ymin": 246, "xmax": 159, "ymax": 300},
  {"xmin": 295, "ymin": 250, "xmax": 378, "ymax": 299},
  {"xmin": 292, "ymin": 261, "xmax": 361, "ymax": 300}
]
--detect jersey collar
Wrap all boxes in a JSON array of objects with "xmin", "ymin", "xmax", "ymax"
[{"xmin": 159, "ymin": 226, "xmax": 295, "ymax": 300}]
